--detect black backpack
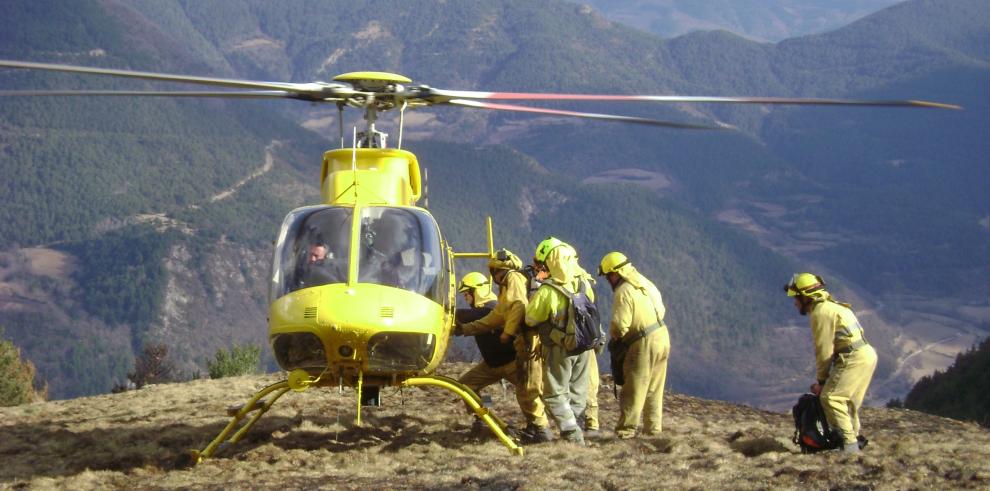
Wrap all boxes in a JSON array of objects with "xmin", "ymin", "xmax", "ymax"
[
  {"xmin": 455, "ymin": 305, "xmax": 516, "ymax": 368},
  {"xmin": 791, "ymin": 394, "xmax": 838, "ymax": 453},
  {"xmin": 541, "ymin": 280, "xmax": 605, "ymax": 354}
]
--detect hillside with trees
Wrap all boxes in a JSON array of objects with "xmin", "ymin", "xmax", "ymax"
[
  {"xmin": 0, "ymin": 0, "xmax": 986, "ymax": 408},
  {"xmin": 901, "ymin": 337, "xmax": 990, "ymax": 428}
]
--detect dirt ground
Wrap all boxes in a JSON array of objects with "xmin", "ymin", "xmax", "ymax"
[{"xmin": 2, "ymin": 363, "xmax": 988, "ymax": 490}]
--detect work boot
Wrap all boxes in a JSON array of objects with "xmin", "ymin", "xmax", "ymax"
[
  {"xmin": 561, "ymin": 429, "xmax": 585, "ymax": 446},
  {"xmin": 583, "ymin": 427, "xmax": 602, "ymax": 439},
  {"xmin": 521, "ymin": 423, "xmax": 554, "ymax": 444},
  {"xmin": 842, "ymin": 441, "xmax": 862, "ymax": 453}
]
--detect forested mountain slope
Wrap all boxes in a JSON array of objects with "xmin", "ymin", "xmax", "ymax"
[
  {"xmin": 0, "ymin": 0, "xmax": 986, "ymax": 408},
  {"xmin": 903, "ymin": 336, "xmax": 990, "ymax": 427}
]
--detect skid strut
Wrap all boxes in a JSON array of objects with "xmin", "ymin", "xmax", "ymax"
[
  {"xmin": 191, "ymin": 380, "xmax": 292, "ymax": 463},
  {"xmin": 401, "ymin": 375, "xmax": 524, "ymax": 456}
]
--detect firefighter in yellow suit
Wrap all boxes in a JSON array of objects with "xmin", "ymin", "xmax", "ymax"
[
  {"xmin": 459, "ymin": 255, "xmax": 553, "ymax": 443},
  {"xmin": 599, "ymin": 252, "xmax": 670, "ymax": 438},
  {"xmin": 786, "ymin": 273, "xmax": 878, "ymax": 453},
  {"xmin": 526, "ymin": 242, "xmax": 601, "ymax": 438},
  {"xmin": 525, "ymin": 237, "xmax": 597, "ymax": 445}
]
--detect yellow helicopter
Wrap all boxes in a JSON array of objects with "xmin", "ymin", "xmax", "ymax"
[{"xmin": 0, "ymin": 59, "xmax": 961, "ymax": 460}]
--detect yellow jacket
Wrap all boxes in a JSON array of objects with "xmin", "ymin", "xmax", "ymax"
[
  {"xmin": 461, "ymin": 270, "xmax": 528, "ymax": 337},
  {"xmin": 809, "ymin": 300, "xmax": 867, "ymax": 383},
  {"xmin": 609, "ymin": 269, "xmax": 665, "ymax": 340}
]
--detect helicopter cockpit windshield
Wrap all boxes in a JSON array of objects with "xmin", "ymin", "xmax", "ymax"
[
  {"xmin": 270, "ymin": 205, "xmax": 443, "ymax": 303},
  {"xmin": 358, "ymin": 207, "xmax": 442, "ymax": 299},
  {"xmin": 270, "ymin": 206, "xmax": 353, "ymax": 300}
]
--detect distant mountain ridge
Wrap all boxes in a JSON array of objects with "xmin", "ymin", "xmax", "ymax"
[
  {"xmin": 0, "ymin": 0, "xmax": 986, "ymax": 409},
  {"xmin": 583, "ymin": 0, "xmax": 902, "ymax": 42}
]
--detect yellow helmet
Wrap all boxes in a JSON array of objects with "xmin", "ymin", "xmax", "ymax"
[
  {"xmin": 784, "ymin": 272, "xmax": 826, "ymax": 298},
  {"xmin": 534, "ymin": 236, "xmax": 564, "ymax": 263},
  {"xmin": 598, "ymin": 251, "xmax": 631, "ymax": 276},
  {"xmin": 458, "ymin": 271, "xmax": 490, "ymax": 293},
  {"xmin": 489, "ymin": 248, "xmax": 522, "ymax": 271}
]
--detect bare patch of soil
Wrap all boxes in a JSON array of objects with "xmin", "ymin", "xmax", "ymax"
[{"xmin": 582, "ymin": 168, "xmax": 673, "ymax": 191}]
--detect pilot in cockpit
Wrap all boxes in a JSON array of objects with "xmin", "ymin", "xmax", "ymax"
[{"xmin": 295, "ymin": 234, "xmax": 347, "ymax": 289}]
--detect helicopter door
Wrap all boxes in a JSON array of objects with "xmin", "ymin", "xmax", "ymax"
[
  {"xmin": 269, "ymin": 205, "xmax": 353, "ymax": 301},
  {"xmin": 357, "ymin": 207, "xmax": 443, "ymax": 301}
]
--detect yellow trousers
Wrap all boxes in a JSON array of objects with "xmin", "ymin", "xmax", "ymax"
[
  {"xmin": 586, "ymin": 353, "xmax": 600, "ymax": 430},
  {"xmin": 820, "ymin": 344, "xmax": 877, "ymax": 445},
  {"xmin": 513, "ymin": 331, "xmax": 550, "ymax": 428},
  {"xmin": 459, "ymin": 355, "xmax": 548, "ymax": 428},
  {"xmin": 616, "ymin": 326, "xmax": 670, "ymax": 438}
]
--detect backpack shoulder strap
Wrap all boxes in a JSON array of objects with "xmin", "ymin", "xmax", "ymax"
[{"xmin": 540, "ymin": 280, "xmax": 575, "ymax": 300}]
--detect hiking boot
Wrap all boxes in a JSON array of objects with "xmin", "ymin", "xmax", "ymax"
[
  {"xmin": 583, "ymin": 428, "xmax": 602, "ymax": 439},
  {"xmin": 521, "ymin": 423, "xmax": 554, "ymax": 444},
  {"xmin": 842, "ymin": 441, "xmax": 862, "ymax": 453},
  {"xmin": 561, "ymin": 429, "xmax": 585, "ymax": 446}
]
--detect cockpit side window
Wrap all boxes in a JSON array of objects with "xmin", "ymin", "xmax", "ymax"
[{"xmin": 358, "ymin": 207, "xmax": 442, "ymax": 300}]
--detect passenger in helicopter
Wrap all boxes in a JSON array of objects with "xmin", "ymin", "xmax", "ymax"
[{"xmin": 360, "ymin": 212, "xmax": 421, "ymax": 291}]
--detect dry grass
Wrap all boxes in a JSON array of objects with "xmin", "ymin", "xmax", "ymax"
[{"xmin": 2, "ymin": 363, "xmax": 988, "ymax": 490}]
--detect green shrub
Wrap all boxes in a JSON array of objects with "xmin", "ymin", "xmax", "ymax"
[
  {"xmin": 0, "ymin": 327, "xmax": 46, "ymax": 406},
  {"xmin": 207, "ymin": 344, "xmax": 261, "ymax": 379}
]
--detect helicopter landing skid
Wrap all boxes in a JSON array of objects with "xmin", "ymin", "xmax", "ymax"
[
  {"xmin": 190, "ymin": 373, "xmax": 524, "ymax": 464},
  {"xmin": 400, "ymin": 375, "xmax": 525, "ymax": 456},
  {"xmin": 190, "ymin": 380, "xmax": 292, "ymax": 464}
]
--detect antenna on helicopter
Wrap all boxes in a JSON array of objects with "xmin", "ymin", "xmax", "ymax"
[
  {"xmin": 423, "ymin": 168, "xmax": 429, "ymax": 208},
  {"xmin": 337, "ymin": 102, "xmax": 345, "ymax": 148},
  {"xmin": 398, "ymin": 100, "xmax": 407, "ymax": 149}
]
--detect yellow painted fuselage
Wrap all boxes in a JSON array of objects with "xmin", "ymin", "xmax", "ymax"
[{"xmin": 267, "ymin": 148, "xmax": 456, "ymax": 387}]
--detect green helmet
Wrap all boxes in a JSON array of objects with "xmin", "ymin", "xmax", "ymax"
[
  {"xmin": 458, "ymin": 271, "xmax": 490, "ymax": 293},
  {"xmin": 784, "ymin": 272, "xmax": 826, "ymax": 298},
  {"xmin": 533, "ymin": 236, "xmax": 564, "ymax": 264}
]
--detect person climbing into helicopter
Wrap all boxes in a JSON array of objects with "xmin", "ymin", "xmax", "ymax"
[
  {"xmin": 453, "ymin": 271, "xmax": 550, "ymax": 441},
  {"xmin": 458, "ymin": 250, "xmax": 554, "ymax": 444},
  {"xmin": 599, "ymin": 251, "xmax": 671, "ymax": 439},
  {"xmin": 530, "ymin": 240, "xmax": 603, "ymax": 439},
  {"xmin": 785, "ymin": 272, "xmax": 878, "ymax": 453},
  {"xmin": 525, "ymin": 237, "xmax": 598, "ymax": 445}
]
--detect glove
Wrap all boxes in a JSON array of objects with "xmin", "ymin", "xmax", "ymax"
[{"xmin": 453, "ymin": 324, "xmax": 464, "ymax": 336}]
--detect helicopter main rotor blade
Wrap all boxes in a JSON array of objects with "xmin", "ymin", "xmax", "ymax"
[
  {"xmin": 0, "ymin": 59, "xmax": 353, "ymax": 99},
  {"xmin": 0, "ymin": 90, "xmax": 309, "ymax": 99},
  {"xmin": 429, "ymin": 89, "xmax": 962, "ymax": 110},
  {"xmin": 447, "ymin": 99, "xmax": 729, "ymax": 130}
]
